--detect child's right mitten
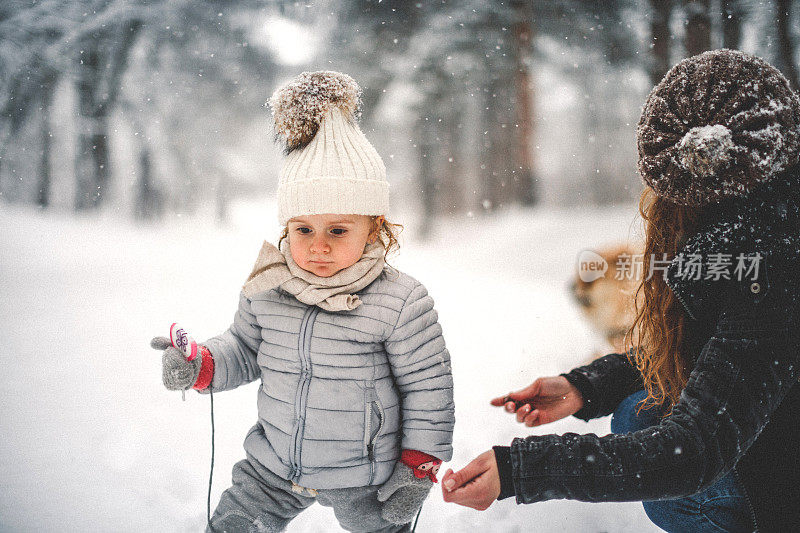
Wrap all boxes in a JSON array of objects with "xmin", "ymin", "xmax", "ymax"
[
  {"xmin": 150, "ymin": 336, "xmax": 214, "ymax": 391},
  {"xmin": 377, "ymin": 450, "xmax": 441, "ymax": 524},
  {"xmin": 376, "ymin": 462, "xmax": 431, "ymax": 525}
]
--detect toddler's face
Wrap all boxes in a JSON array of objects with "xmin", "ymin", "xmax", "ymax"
[{"xmin": 287, "ymin": 214, "xmax": 379, "ymax": 277}]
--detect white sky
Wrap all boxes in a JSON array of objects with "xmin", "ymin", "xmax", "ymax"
[{"xmin": 257, "ymin": 16, "xmax": 317, "ymax": 66}]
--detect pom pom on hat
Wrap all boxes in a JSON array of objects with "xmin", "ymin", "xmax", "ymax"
[
  {"xmin": 269, "ymin": 71, "xmax": 361, "ymax": 153},
  {"xmin": 678, "ymin": 124, "xmax": 735, "ymax": 177}
]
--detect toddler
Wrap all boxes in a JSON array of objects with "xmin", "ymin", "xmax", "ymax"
[{"xmin": 151, "ymin": 71, "xmax": 455, "ymax": 532}]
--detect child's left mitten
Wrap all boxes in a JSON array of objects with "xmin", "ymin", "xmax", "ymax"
[
  {"xmin": 150, "ymin": 336, "xmax": 214, "ymax": 391},
  {"xmin": 376, "ymin": 450, "xmax": 441, "ymax": 525}
]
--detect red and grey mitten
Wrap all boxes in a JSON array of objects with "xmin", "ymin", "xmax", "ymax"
[
  {"xmin": 377, "ymin": 450, "xmax": 442, "ymax": 525},
  {"xmin": 150, "ymin": 332, "xmax": 214, "ymax": 392}
]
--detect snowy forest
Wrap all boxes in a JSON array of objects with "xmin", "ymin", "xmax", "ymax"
[
  {"xmin": 2, "ymin": 0, "xmax": 799, "ymax": 228},
  {"xmin": 2, "ymin": 1, "xmax": 800, "ymax": 532}
]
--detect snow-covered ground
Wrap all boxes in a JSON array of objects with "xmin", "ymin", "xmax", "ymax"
[{"xmin": 0, "ymin": 199, "xmax": 661, "ymax": 532}]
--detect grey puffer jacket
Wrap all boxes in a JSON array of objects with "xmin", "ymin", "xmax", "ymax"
[{"xmin": 203, "ymin": 268, "xmax": 455, "ymax": 490}]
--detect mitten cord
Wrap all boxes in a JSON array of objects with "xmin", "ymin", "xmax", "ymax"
[
  {"xmin": 206, "ymin": 386, "xmax": 215, "ymax": 531},
  {"xmin": 411, "ymin": 507, "xmax": 422, "ymax": 532}
]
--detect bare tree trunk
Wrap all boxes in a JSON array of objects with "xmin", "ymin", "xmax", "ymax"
[
  {"xmin": 77, "ymin": 130, "xmax": 112, "ymax": 209},
  {"xmin": 36, "ymin": 74, "xmax": 56, "ymax": 208},
  {"xmin": 650, "ymin": 0, "xmax": 672, "ymax": 85},
  {"xmin": 74, "ymin": 20, "xmax": 142, "ymax": 211},
  {"xmin": 582, "ymin": 73, "xmax": 605, "ymax": 205},
  {"xmin": 776, "ymin": 0, "xmax": 799, "ymax": 89},
  {"xmin": 135, "ymin": 147, "xmax": 152, "ymax": 218},
  {"xmin": 483, "ymin": 77, "xmax": 516, "ymax": 211},
  {"xmin": 75, "ymin": 43, "xmax": 103, "ymax": 210},
  {"xmin": 511, "ymin": 0, "xmax": 536, "ymax": 206},
  {"xmin": 439, "ymin": 102, "xmax": 464, "ymax": 215},
  {"xmin": 134, "ymin": 146, "xmax": 164, "ymax": 220},
  {"xmin": 417, "ymin": 120, "xmax": 438, "ymax": 238},
  {"xmin": 479, "ymin": 89, "xmax": 497, "ymax": 212},
  {"xmin": 684, "ymin": 0, "xmax": 711, "ymax": 56},
  {"xmin": 721, "ymin": 0, "xmax": 743, "ymax": 49}
]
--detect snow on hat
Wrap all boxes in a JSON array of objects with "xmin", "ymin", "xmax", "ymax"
[
  {"xmin": 269, "ymin": 71, "xmax": 388, "ymax": 225},
  {"xmin": 637, "ymin": 49, "xmax": 800, "ymax": 206}
]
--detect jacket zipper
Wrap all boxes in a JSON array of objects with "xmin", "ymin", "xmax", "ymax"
[
  {"xmin": 289, "ymin": 306, "xmax": 318, "ymax": 481},
  {"xmin": 733, "ymin": 467, "xmax": 759, "ymax": 532},
  {"xmin": 366, "ymin": 350, "xmax": 381, "ymax": 485}
]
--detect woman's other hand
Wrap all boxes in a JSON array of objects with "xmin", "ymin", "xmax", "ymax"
[
  {"xmin": 440, "ymin": 450, "xmax": 500, "ymax": 510},
  {"xmin": 490, "ymin": 376, "xmax": 584, "ymax": 427}
]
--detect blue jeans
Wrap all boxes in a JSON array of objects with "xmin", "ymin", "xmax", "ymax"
[{"xmin": 610, "ymin": 391, "xmax": 753, "ymax": 533}]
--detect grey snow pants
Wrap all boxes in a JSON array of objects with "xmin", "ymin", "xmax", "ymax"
[{"xmin": 207, "ymin": 454, "xmax": 411, "ymax": 533}]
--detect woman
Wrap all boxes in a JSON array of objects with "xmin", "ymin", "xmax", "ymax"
[{"xmin": 442, "ymin": 49, "xmax": 800, "ymax": 532}]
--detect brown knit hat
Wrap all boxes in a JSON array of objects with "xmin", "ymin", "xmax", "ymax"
[{"xmin": 637, "ymin": 49, "xmax": 800, "ymax": 206}]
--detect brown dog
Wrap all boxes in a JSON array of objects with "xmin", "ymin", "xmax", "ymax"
[{"xmin": 571, "ymin": 244, "xmax": 642, "ymax": 355}]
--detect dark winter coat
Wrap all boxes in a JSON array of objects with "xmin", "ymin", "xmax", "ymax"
[{"xmin": 496, "ymin": 171, "xmax": 800, "ymax": 532}]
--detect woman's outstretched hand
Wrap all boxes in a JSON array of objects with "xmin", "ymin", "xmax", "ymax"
[
  {"xmin": 490, "ymin": 376, "xmax": 584, "ymax": 427},
  {"xmin": 441, "ymin": 450, "xmax": 500, "ymax": 510}
]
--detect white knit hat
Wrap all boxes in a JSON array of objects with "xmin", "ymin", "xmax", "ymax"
[{"xmin": 269, "ymin": 71, "xmax": 388, "ymax": 225}]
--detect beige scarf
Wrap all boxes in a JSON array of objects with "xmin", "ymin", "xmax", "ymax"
[{"xmin": 242, "ymin": 240, "xmax": 386, "ymax": 311}]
